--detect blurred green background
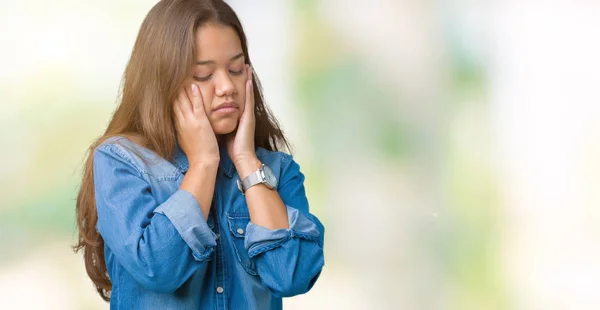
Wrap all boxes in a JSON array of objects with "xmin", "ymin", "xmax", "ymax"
[{"xmin": 1, "ymin": 1, "xmax": 600, "ymax": 309}]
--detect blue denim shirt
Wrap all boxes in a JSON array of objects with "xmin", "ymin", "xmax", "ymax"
[{"xmin": 92, "ymin": 136, "xmax": 325, "ymax": 309}]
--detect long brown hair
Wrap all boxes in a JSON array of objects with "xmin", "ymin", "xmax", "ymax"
[{"xmin": 73, "ymin": 0, "xmax": 290, "ymax": 301}]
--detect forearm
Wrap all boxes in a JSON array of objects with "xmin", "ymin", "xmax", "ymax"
[
  {"xmin": 179, "ymin": 162, "xmax": 219, "ymax": 219},
  {"xmin": 234, "ymin": 154, "xmax": 325, "ymax": 296},
  {"xmin": 235, "ymin": 157, "xmax": 289, "ymax": 229}
]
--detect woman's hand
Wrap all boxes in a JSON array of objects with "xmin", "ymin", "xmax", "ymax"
[
  {"xmin": 173, "ymin": 83, "xmax": 220, "ymax": 168},
  {"xmin": 226, "ymin": 65, "xmax": 262, "ymax": 178}
]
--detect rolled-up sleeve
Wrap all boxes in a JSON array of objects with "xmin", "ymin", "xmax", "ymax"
[
  {"xmin": 243, "ymin": 154, "xmax": 325, "ymax": 298},
  {"xmin": 93, "ymin": 143, "xmax": 216, "ymax": 293},
  {"xmin": 154, "ymin": 189, "xmax": 216, "ymax": 261}
]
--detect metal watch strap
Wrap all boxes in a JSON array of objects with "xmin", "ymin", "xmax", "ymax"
[{"xmin": 238, "ymin": 165, "xmax": 264, "ymax": 194}]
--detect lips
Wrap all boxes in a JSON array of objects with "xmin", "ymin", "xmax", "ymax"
[{"xmin": 213, "ymin": 102, "xmax": 238, "ymax": 112}]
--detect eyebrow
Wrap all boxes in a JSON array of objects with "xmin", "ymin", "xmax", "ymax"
[{"xmin": 196, "ymin": 52, "xmax": 244, "ymax": 65}]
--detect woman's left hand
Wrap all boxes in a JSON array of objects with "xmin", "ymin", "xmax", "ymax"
[{"xmin": 226, "ymin": 65, "xmax": 261, "ymax": 176}]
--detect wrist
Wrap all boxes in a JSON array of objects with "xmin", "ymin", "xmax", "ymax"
[{"xmin": 234, "ymin": 156, "xmax": 262, "ymax": 179}]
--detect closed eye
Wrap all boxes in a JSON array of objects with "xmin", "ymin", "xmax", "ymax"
[
  {"xmin": 230, "ymin": 69, "xmax": 244, "ymax": 75},
  {"xmin": 193, "ymin": 75, "xmax": 211, "ymax": 82},
  {"xmin": 193, "ymin": 69, "xmax": 243, "ymax": 82}
]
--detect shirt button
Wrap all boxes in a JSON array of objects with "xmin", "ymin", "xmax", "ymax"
[
  {"xmin": 216, "ymin": 287, "xmax": 224, "ymax": 294},
  {"xmin": 236, "ymin": 228, "xmax": 244, "ymax": 235}
]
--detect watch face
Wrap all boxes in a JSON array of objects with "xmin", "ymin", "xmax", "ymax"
[{"xmin": 261, "ymin": 165, "xmax": 277, "ymax": 189}]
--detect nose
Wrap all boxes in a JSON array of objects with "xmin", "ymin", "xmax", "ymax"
[{"xmin": 214, "ymin": 70, "xmax": 235, "ymax": 97}]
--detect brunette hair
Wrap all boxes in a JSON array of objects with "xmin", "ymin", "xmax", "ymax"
[{"xmin": 73, "ymin": 0, "xmax": 289, "ymax": 301}]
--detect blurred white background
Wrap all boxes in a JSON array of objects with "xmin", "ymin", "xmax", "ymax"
[{"xmin": 1, "ymin": 0, "xmax": 599, "ymax": 309}]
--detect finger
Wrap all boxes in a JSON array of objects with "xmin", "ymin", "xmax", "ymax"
[
  {"xmin": 173, "ymin": 99, "xmax": 185, "ymax": 125},
  {"xmin": 244, "ymin": 65, "xmax": 255, "ymax": 120},
  {"xmin": 190, "ymin": 83, "xmax": 208, "ymax": 118},
  {"xmin": 178, "ymin": 87, "xmax": 193, "ymax": 116},
  {"xmin": 183, "ymin": 85, "xmax": 194, "ymax": 109}
]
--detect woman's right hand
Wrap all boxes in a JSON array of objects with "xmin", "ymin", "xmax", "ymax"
[{"xmin": 173, "ymin": 83, "xmax": 220, "ymax": 168}]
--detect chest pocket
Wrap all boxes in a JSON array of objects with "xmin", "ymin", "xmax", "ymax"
[{"xmin": 227, "ymin": 213, "xmax": 258, "ymax": 276}]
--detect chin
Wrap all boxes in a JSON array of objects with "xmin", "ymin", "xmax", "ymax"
[{"xmin": 211, "ymin": 120, "xmax": 238, "ymax": 135}]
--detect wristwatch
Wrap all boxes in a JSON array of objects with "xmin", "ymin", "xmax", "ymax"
[{"xmin": 237, "ymin": 164, "xmax": 277, "ymax": 194}]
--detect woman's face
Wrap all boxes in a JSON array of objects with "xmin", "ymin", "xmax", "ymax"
[{"xmin": 191, "ymin": 23, "xmax": 247, "ymax": 135}]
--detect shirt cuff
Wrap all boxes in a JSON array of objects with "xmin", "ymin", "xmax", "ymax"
[
  {"xmin": 244, "ymin": 206, "xmax": 321, "ymax": 258},
  {"xmin": 154, "ymin": 189, "xmax": 217, "ymax": 261}
]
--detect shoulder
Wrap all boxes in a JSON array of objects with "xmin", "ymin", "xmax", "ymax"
[
  {"xmin": 94, "ymin": 136, "xmax": 156, "ymax": 175},
  {"xmin": 255, "ymin": 147, "xmax": 302, "ymax": 181},
  {"xmin": 256, "ymin": 147, "xmax": 292, "ymax": 167}
]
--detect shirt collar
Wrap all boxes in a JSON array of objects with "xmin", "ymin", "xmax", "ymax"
[{"xmin": 218, "ymin": 143, "xmax": 235, "ymax": 178}]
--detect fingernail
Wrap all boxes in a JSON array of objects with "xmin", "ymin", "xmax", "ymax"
[{"xmin": 191, "ymin": 83, "xmax": 198, "ymax": 95}]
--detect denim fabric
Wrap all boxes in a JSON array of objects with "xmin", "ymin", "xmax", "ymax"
[{"xmin": 93, "ymin": 136, "xmax": 325, "ymax": 309}]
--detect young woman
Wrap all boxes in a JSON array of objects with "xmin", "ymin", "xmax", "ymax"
[{"xmin": 73, "ymin": 0, "xmax": 325, "ymax": 308}]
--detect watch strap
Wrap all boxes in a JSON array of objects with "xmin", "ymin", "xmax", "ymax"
[{"xmin": 237, "ymin": 165, "xmax": 265, "ymax": 194}]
